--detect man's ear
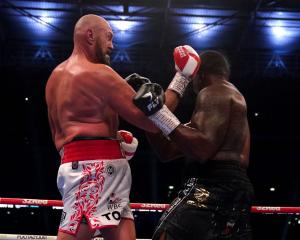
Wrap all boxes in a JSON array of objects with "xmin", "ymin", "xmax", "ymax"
[{"xmin": 86, "ymin": 29, "xmax": 94, "ymax": 45}]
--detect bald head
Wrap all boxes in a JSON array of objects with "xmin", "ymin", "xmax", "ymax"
[
  {"xmin": 74, "ymin": 14, "xmax": 110, "ymax": 37},
  {"xmin": 73, "ymin": 14, "xmax": 113, "ymax": 64}
]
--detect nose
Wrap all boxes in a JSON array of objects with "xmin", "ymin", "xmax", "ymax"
[{"xmin": 109, "ymin": 41, "xmax": 114, "ymax": 50}]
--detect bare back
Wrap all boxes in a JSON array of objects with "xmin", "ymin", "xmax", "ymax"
[
  {"xmin": 146, "ymin": 81, "xmax": 250, "ymax": 168},
  {"xmin": 190, "ymin": 81, "xmax": 250, "ymax": 167},
  {"xmin": 46, "ymin": 57, "xmax": 157, "ymax": 151},
  {"xmin": 46, "ymin": 58, "xmax": 117, "ymax": 150}
]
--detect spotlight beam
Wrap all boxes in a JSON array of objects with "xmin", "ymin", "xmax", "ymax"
[{"xmin": 3, "ymin": 0, "xmax": 67, "ymax": 35}]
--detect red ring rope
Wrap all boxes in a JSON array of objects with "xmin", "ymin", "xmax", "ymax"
[{"xmin": 1, "ymin": 197, "xmax": 300, "ymax": 214}]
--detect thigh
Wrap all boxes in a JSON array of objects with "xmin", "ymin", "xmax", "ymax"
[
  {"xmin": 57, "ymin": 223, "xmax": 94, "ymax": 240},
  {"xmin": 101, "ymin": 218, "xmax": 136, "ymax": 240},
  {"xmin": 154, "ymin": 202, "xmax": 213, "ymax": 240},
  {"xmin": 210, "ymin": 207, "xmax": 252, "ymax": 240},
  {"xmin": 232, "ymin": 210, "xmax": 252, "ymax": 240},
  {"xmin": 57, "ymin": 231, "xmax": 76, "ymax": 240},
  {"xmin": 76, "ymin": 223, "xmax": 95, "ymax": 240}
]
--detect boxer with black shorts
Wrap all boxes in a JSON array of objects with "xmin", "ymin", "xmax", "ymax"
[
  {"xmin": 133, "ymin": 48, "xmax": 254, "ymax": 239},
  {"xmin": 45, "ymin": 14, "xmax": 162, "ymax": 240}
]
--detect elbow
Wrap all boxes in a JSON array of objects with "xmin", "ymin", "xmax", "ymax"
[
  {"xmin": 185, "ymin": 143, "xmax": 216, "ymax": 163},
  {"xmin": 162, "ymin": 151, "xmax": 181, "ymax": 162},
  {"xmin": 157, "ymin": 154, "xmax": 174, "ymax": 163},
  {"xmin": 154, "ymin": 148, "xmax": 178, "ymax": 162},
  {"xmin": 188, "ymin": 150, "xmax": 210, "ymax": 163},
  {"xmin": 149, "ymin": 125, "xmax": 160, "ymax": 133},
  {"xmin": 130, "ymin": 110, "xmax": 158, "ymax": 133},
  {"xmin": 142, "ymin": 123, "xmax": 159, "ymax": 133}
]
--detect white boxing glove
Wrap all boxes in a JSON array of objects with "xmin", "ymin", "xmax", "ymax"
[
  {"xmin": 168, "ymin": 45, "xmax": 201, "ymax": 97},
  {"xmin": 117, "ymin": 130, "xmax": 138, "ymax": 161}
]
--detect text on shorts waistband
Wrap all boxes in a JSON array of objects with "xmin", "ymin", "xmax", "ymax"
[{"xmin": 61, "ymin": 139, "xmax": 124, "ymax": 164}]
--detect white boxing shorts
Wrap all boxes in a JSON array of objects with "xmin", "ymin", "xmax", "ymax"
[{"xmin": 57, "ymin": 139, "xmax": 134, "ymax": 235}]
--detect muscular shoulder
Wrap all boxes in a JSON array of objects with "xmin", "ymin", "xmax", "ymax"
[
  {"xmin": 46, "ymin": 62, "xmax": 66, "ymax": 97},
  {"xmin": 46, "ymin": 61, "xmax": 68, "ymax": 86},
  {"xmin": 88, "ymin": 63, "xmax": 114, "ymax": 77},
  {"xmin": 82, "ymin": 63, "xmax": 133, "ymax": 103},
  {"xmin": 198, "ymin": 82, "xmax": 244, "ymax": 106},
  {"xmin": 86, "ymin": 63, "xmax": 123, "ymax": 87},
  {"xmin": 193, "ymin": 83, "xmax": 247, "ymax": 123},
  {"xmin": 196, "ymin": 84, "xmax": 231, "ymax": 108},
  {"xmin": 49, "ymin": 61, "xmax": 68, "ymax": 79}
]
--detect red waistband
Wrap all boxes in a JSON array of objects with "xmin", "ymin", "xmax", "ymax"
[{"xmin": 61, "ymin": 139, "xmax": 124, "ymax": 164}]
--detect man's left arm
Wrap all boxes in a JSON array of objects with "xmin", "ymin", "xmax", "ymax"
[
  {"xmin": 143, "ymin": 45, "xmax": 201, "ymax": 160},
  {"xmin": 166, "ymin": 45, "xmax": 201, "ymax": 112}
]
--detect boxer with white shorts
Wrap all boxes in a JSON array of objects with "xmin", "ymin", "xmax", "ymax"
[{"xmin": 45, "ymin": 14, "xmax": 159, "ymax": 240}]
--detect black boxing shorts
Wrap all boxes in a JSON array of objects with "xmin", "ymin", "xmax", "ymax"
[{"xmin": 152, "ymin": 160, "xmax": 254, "ymax": 240}]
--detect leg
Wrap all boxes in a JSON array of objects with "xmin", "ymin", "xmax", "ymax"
[
  {"xmin": 57, "ymin": 223, "xmax": 94, "ymax": 240},
  {"xmin": 159, "ymin": 232, "xmax": 166, "ymax": 240},
  {"xmin": 101, "ymin": 218, "xmax": 136, "ymax": 240},
  {"xmin": 155, "ymin": 229, "xmax": 178, "ymax": 240},
  {"xmin": 76, "ymin": 223, "xmax": 95, "ymax": 240},
  {"xmin": 57, "ymin": 231, "xmax": 75, "ymax": 240}
]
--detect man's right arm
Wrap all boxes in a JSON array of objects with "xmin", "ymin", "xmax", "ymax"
[{"xmin": 133, "ymin": 84, "xmax": 231, "ymax": 163}]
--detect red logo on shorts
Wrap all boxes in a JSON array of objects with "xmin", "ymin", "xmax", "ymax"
[{"xmin": 68, "ymin": 161, "xmax": 105, "ymax": 232}]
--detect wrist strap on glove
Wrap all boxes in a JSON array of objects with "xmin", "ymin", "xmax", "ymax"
[
  {"xmin": 167, "ymin": 72, "xmax": 190, "ymax": 97},
  {"xmin": 149, "ymin": 105, "xmax": 180, "ymax": 135}
]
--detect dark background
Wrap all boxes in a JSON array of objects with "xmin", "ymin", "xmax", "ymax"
[{"xmin": 0, "ymin": 0, "xmax": 300, "ymax": 239}]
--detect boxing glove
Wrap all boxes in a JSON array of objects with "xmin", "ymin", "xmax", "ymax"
[
  {"xmin": 133, "ymin": 83, "xmax": 180, "ymax": 136},
  {"xmin": 117, "ymin": 130, "xmax": 138, "ymax": 161},
  {"xmin": 125, "ymin": 73, "xmax": 151, "ymax": 92},
  {"xmin": 168, "ymin": 45, "xmax": 201, "ymax": 97}
]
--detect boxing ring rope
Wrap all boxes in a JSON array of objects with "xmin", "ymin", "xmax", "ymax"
[
  {"xmin": 1, "ymin": 197, "xmax": 300, "ymax": 240},
  {"xmin": 1, "ymin": 197, "xmax": 300, "ymax": 214},
  {"xmin": 0, "ymin": 235, "xmax": 150, "ymax": 240},
  {"xmin": 0, "ymin": 198, "xmax": 169, "ymax": 211},
  {"xmin": 0, "ymin": 235, "xmax": 119, "ymax": 240}
]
